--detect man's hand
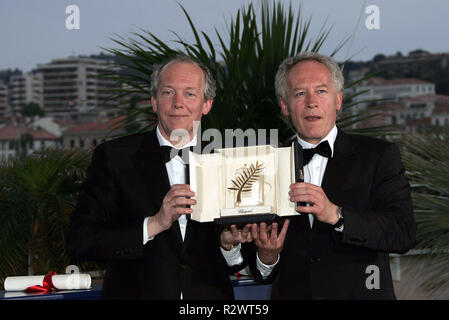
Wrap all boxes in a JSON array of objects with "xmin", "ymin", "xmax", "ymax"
[
  {"xmin": 147, "ymin": 184, "xmax": 196, "ymax": 238},
  {"xmin": 289, "ymin": 182, "xmax": 339, "ymax": 225},
  {"xmin": 220, "ymin": 224, "xmax": 252, "ymax": 250},
  {"xmin": 251, "ymin": 220, "xmax": 290, "ymax": 265}
]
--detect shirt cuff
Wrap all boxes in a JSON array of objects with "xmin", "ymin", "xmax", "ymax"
[
  {"xmin": 143, "ymin": 216, "xmax": 154, "ymax": 245},
  {"xmin": 220, "ymin": 243, "xmax": 243, "ymax": 266},
  {"xmin": 334, "ymin": 225, "xmax": 344, "ymax": 232},
  {"xmin": 256, "ymin": 252, "xmax": 279, "ymax": 279}
]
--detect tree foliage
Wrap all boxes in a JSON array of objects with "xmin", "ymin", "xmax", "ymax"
[
  {"xmin": 104, "ymin": 2, "xmax": 391, "ymax": 144},
  {"xmin": 21, "ymin": 102, "xmax": 45, "ymax": 117},
  {"xmin": 400, "ymin": 128, "xmax": 449, "ymax": 289},
  {"xmin": 0, "ymin": 148, "xmax": 95, "ymax": 285}
]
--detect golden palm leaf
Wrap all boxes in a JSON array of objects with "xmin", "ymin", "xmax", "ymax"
[{"xmin": 228, "ymin": 161, "xmax": 263, "ymax": 205}]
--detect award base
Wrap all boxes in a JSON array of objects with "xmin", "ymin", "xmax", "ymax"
[{"xmin": 214, "ymin": 213, "xmax": 278, "ymax": 226}]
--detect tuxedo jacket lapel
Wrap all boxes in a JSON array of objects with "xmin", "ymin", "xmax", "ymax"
[
  {"xmin": 133, "ymin": 130, "xmax": 170, "ymax": 207},
  {"xmin": 311, "ymin": 128, "xmax": 358, "ymax": 233},
  {"xmin": 132, "ymin": 130, "xmax": 185, "ymax": 246},
  {"xmin": 181, "ymin": 139, "xmax": 210, "ymax": 247},
  {"xmin": 321, "ymin": 129, "xmax": 358, "ymax": 206}
]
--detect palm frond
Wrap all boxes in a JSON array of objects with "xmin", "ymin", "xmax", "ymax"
[
  {"xmin": 102, "ymin": 1, "xmax": 372, "ymax": 143},
  {"xmin": 400, "ymin": 128, "xmax": 449, "ymax": 290},
  {"xmin": 0, "ymin": 148, "xmax": 99, "ymax": 283}
]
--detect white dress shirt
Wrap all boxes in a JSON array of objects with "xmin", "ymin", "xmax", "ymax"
[
  {"xmin": 258, "ymin": 125, "xmax": 339, "ymax": 278},
  {"xmin": 298, "ymin": 125, "xmax": 338, "ymax": 228},
  {"xmin": 143, "ymin": 126, "xmax": 247, "ymax": 299},
  {"xmin": 143, "ymin": 126, "xmax": 242, "ymax": 265},
  {"xmin": 142, "ymin": 126, "xmax": 197, "ymax": 244}
]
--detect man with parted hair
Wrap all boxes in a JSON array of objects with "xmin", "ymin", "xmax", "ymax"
[
  {"xmin": 246, "ymin": 52, "xmax": 416, "ymax": 299},
  {"xmin": 67, "ymin": 54, "xmax": 252, "ymax": 299}
]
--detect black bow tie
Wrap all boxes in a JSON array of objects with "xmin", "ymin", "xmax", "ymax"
[
  {"xmin": 160, "ymin": 145, "xmax": 192, "ymax": 163},
  {"xmin": 303, "ymin": 140, "xmax": 332, "ymax": 165}
]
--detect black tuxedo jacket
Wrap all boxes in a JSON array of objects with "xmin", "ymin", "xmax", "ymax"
[
  {"xmin": 245, "ymin": 128, "xmax": 416, "ymax": 300},
  {"xmin": 67, "ymin": 129, "xmax": 237, "ymax": 299}
]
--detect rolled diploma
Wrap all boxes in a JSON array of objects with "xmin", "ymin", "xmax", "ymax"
[{"xmin": 4, "ymin": 274, "xmax": 91, "ymax": 291}]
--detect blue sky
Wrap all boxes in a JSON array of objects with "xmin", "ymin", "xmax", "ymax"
[{"xmin": 1, "ymin": 0, "xmax": 448, "ymax": 71}]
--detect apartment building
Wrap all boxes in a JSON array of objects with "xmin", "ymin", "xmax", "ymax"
[
  {"xmin": 9, "ymin": 72, "xmax": 44, "ymax": 113},
  {"xmin": 35, "ymin": 57, "xmax": 119, "ymax": 116},
  {"xmin": 348, "ymin": 77, "xmax": 435, "ymax": 111},
  {"xmin": 0, "ymin": 82, "xmax": 9, "ymax": 118},
  {"xmin": 394, "ymin": 94, "xmax": 449, "ymax": 126},
  {"xmin": 431, "ymin": 100, "xmax": 449, "ymax": 127}
]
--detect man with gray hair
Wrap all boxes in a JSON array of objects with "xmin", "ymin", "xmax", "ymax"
[
  {"xmin": 68, "ymin": 54, "xmax": 250, "ymax": 299},
  {"xmin": 247, "ymin": 52, "xmax": 416, "ymax": 299}
]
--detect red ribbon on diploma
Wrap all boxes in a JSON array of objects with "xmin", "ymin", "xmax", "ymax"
[{"xmin": 25, "ymin": 271, "xmax": 57, "ymax": 293}]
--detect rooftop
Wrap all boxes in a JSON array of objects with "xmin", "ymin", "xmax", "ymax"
[
  {"xmin": 64, "ymin": 115, "xmax": 126, "ymax": 133},
  {"xmin": 363, "ymin": 77, "xmax": 433, "ymax": 87},
  {"xmin": 0, "ymin": 125, "xmax": 58, "ymax": 141}
]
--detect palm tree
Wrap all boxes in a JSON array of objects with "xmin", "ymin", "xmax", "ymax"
[
  {"xmin": 104, "ymin": 2, "xmax": 394, "ymax": 144},
  {"xmin": 0, "ymin": 148, "xmax": 95, "ymax": 285},
  {"xmin": 400, "ymin": 127, "xmax": 449, "ymax": 293}
]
